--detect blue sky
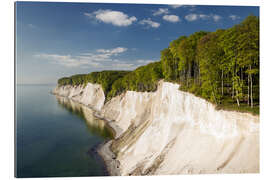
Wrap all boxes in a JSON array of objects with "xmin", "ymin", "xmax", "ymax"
[{"xmin": 16, "ymin": 2, "xmax": 259, "ymax": 84}]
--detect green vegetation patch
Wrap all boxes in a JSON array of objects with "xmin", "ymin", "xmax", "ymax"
[
  {"xmin": 57, "ymin": 62, "xmax": 163, "ymax": 101},
  {"xmin": 160, "ymin": 15, "xmax": 259, "ymax": 114},
  {"xmin": 107, "ymin": 62, "xmax": 163, "ymax": 100},
  {"xmin": 58, "ymin": 71, "xmax": 130, "ymax": 100}
]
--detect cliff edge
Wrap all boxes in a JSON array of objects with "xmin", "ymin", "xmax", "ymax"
[{"xmin": 53, "ymin": 80, "xmax": 259, "ymax": 175}]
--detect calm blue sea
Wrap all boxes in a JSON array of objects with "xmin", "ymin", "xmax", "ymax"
[{"xmin": 16, "ymin": 85, "xmax": 112, "ymax": 177}]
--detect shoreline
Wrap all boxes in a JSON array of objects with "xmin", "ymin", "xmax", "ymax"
[
  {"xmin": 94, "ymin": 113, "xmax": 122, "ymax": 176},
  {"xmin": 53, "ymin": 92, "xmax": 121, "ymax": 176},
  {"xmin": 97, "ymin": 140, "xmax": 121, "ymax": 176}
]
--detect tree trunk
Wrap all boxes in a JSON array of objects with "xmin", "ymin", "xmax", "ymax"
[
  {"xmin": 240, "ymin": 68, "xmax": 243, "ymax": 81},
  {"xmin": 194, "ymin": 61, "xmax": 197, "ymax": 84},
  {"xmin": 248, "ymin": 73, "xmax": 250, "ymax": 106},
  {"xmin": 251, "ymin": 74, "xmax": 253, "ymax": 108},
  {"xmin": 249, "ymin": 65, "xmax": 253, "ymax": 108},
  {"xmin": 198, "ymin": 66, "xmax": 200, "ymax": 85},
  {"xmin": 232, "ymin": 63, "xmax": 235, "ymax": 98},
  {"xmin": 188, "ymin": 62, "xmax": 191, "ymax": 87},
  {"xmin": 221, "ymin": 69, "xmax": 224, "ymax": 96},
  {"xmin": 232, "ymin": 81, "xmax": 234, "ymax": 98},
  {"xmin": 236, "ymin": 89, "xmax": 240, "ymax": 107},
  {"xmin": 212, "ymin": 91, "xmax": 217, "ymax": 105},
  {"xmin": 184, "ymin": 68, "xmax": 188, "ymax": 87}
]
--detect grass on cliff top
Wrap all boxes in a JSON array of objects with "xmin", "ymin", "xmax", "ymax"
[
  {"xmin": 215, "ymin": 97, "xmax": 259, "ymax": 115},
  {"xmin": 177, "ymin": 83, "xmax": 259, "ymax": 116}
]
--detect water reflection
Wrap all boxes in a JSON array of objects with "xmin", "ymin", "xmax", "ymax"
[{"xmin": 56, "ymin": 96, "xmax": 113, "ymax": 139}]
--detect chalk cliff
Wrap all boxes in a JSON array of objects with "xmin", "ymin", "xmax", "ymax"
[
  {"xmin": 53, "ymin": 83, "xmax": 105, "ymax": 111},
  {"xmin": 53, "ymin": 81, "xmax": 259, "ymax": 175}
]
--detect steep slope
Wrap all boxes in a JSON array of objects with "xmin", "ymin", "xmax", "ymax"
[
  {"xmin": 53, "ymin": 81, "xmax": 259, "ymax": 175},
  {"xmin": 53, "ymin": 83, "xmax": 105, "ymax": 111}
]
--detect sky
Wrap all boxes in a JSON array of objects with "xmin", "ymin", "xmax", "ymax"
[{"xmin": 15, "ymin": 2, "xmax": 259, "ymax": 84}]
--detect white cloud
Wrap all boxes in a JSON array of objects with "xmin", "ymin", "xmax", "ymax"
[
  {"xmin": 114, "ymin": 63, "xmax": 135, "ymax": 69},
  {"xmin": 229, "ymin": 15, "xmax": 240, "ymax": 20},
  {"xmin": 84, "ymin": 9, "xmax": 137, "ymax": 27},
  {"xmin": 199, "ymin": 14, "xmax": 210, "ymax": 20},
  {"xmin": 107, "ymin": 58, "xmax": 157, "ymax": 70},
  {"xmin": 139, "ymin": 18, "xmax": 160, "ymax": 28},
  {"xmin": 100, "ymin": 58, "xmax": 158, "ymax": 70},
  {"xmin": 79, "ymin": 47, "xmax": 127, "ymax": 63},
  {"xmin": 136, "ymin": 59, "xmax": 155, "ymax": 64},
  {"xmin": 169, "ymin": 5, "xmax": 183, "ymax": 9},
  {"xmin": 34, "ymin": 47, "xmax": 158, "ymax": 71},
  {"xmin": 34, "ymin": 47, "xmax": 128, "ymax": 68},
  {"xmin": 153, "ymin": 8, "xmax": 169, "ymax": 16},
  {"xmin": 185, "ymin": 13, "xmax": 222, "ymax": 22},
  {"xmin": 163, "ymin": 15, "xmax": 180, "ymax": 23},
  {"xmin": 96, "ymin": 47, "xmax": 127, "ymax": 55},
  {"xmin": 212, "ymin": 14, "xmax": 222, "ymax": 22},
  {"xmin": 34, "ymin": 53, "xmax": 100, "ymax": 68},
  {"xmin": 185, "ymin": 14, "xmax": 198, "ymax": 21}
]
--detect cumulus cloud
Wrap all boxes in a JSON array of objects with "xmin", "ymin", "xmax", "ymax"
[
  {"xmin": 163, "ymin": 15, "xmax": 180, "ymax": 23},
  {"xmin": 78, "ymin": 47, "xmax": 128, "ymax": 63},
  {"xmin": 185, "ymin": 13, "xmax": 222, "ymax": 22},
  {"xmin": 185, "ymin": 14, "xmax": 198, "ymax": 21},
  {"xmin": 84, "ymin": 9, "xmax": 137, "ymax": 27},
  {"xmin": 229, "ymin": 15, "xmax": 240, "ymax": 20},
  {"xmin": 153, "ymin": 8, "xmax": 169, "ymax": 16},
  {"xmin": 212, "ymin": 14, "xmax": 222, "ymax": 22},
  {"xmin": 34, "ymin": 47, "xmax": 157, "ymax": 70},
  {"xmin": 139, "ymin": 18, "xmax": 160, "ymax": 28},
  {"xmin": 96, "ymin": 47, "xmax": 127, "ymax": 55}
]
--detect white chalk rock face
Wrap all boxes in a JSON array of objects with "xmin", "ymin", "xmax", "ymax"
[
  {"xmin": 101, "ymin": 91, "xmax": 154, "ymax": 133},
  {"xmin": 53, "ymin": 80, "xmax": 259, "ymax": 175},
  {"xmin": 104, "ymin": 81, "xmax": 259, "ymax": 175},
  {"xmin": 53, "ymin": 83, "xmax": 105, "ymax": 111}
]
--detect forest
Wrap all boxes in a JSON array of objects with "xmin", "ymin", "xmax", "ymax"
[{"xmin": 58, "ymin": 15, "xmax": 259, "ymax": 114}]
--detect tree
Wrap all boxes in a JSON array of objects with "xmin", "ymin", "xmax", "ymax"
[
  {"xmin": 161, "ymin": 48, "xmax": 176, "ymax": 80},
  {"xmin": 237, "ymin": 15, "xmax": 259, "ymax": 108},
  {"xmin": 197, "ymin": 33, "xmax": 223, "ymax": 104}
]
